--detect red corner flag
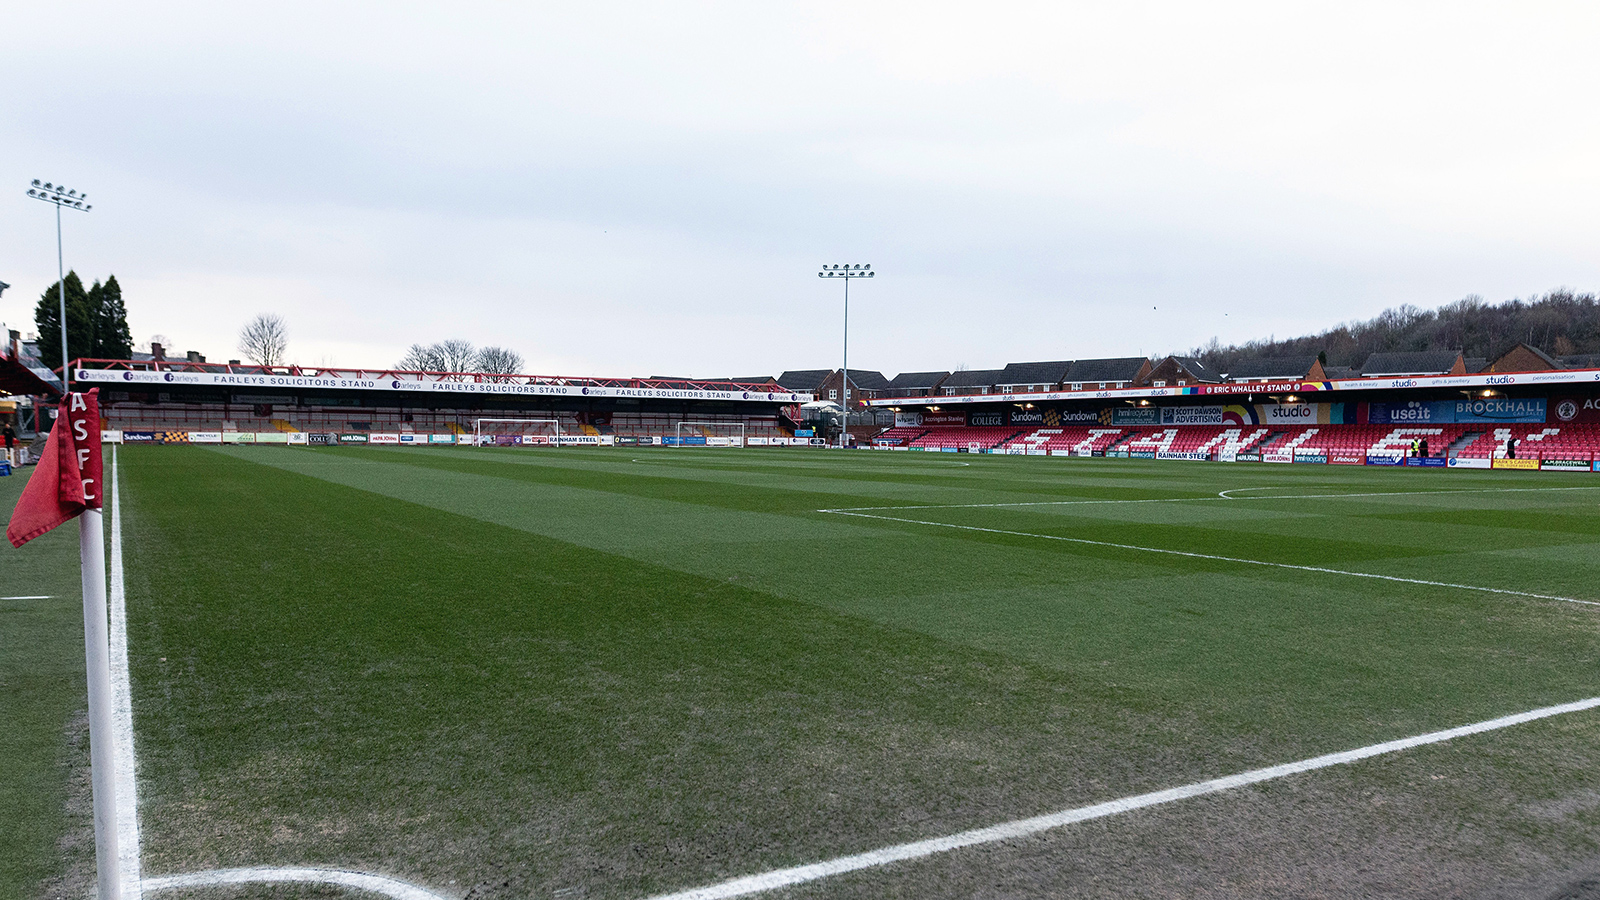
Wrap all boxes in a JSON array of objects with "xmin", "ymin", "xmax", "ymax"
[{"xmin": 8, "ymin": 389, "xmax": 104, "ymax": 548}]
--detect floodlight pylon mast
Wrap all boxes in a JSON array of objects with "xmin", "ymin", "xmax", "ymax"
[
  {"xmin": 26, "ymin": 180, "xmax": 93, "ymax": 389},
  {"xmin": 817, "ymin": 264, "xmax": 874, "ymax": 448}
]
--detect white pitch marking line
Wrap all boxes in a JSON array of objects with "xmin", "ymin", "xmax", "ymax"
[
  {"xmin": 141, "ymin": 867, "xmax": 451, "ymax": 900},
  {"xmin": 820, "ymin": 484, "xmax": 1600, "ymax": 513},
  {"xmin": 644, "ymin": 695, "xmax": 1600, "ymax": 900},
  {"xmin": 1, "ymin": 595, "xmax": 55, "ymax": 600},
  {"xmin": 109, "ymin": 447, "xmax": 145, "ymax": 900},
  {"xmin": 1218, "ymin": 487, "xmax": 1282, "ymax": 499},
  {"xmin": 822, "ymin": 510, "xmax": 1600, "ymax": 607}
]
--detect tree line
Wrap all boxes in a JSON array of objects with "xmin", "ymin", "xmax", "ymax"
[
  {"xmin": 399, "ymin": 340, "xmax": 523, "ymax": 377},
  {"xmin": 1186, "ymin": 289, "xmax": 1600, "ymax": 372},
  {"xmin": 33, "ymin": 271, "xmax": 133, "ymax": 369}
]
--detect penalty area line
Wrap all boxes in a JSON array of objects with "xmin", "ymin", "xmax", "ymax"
[
  {"xmin": 821, "ymin": 484, "xmax": 1600, "ymax": 513},
  {"xmin": 643, "ymin": 695, "xmax": 1600, "ymax": 900},
  {"xmin": 821, "ymin": 510, "xmax": 1600, "ymax": 607},
  {"xmin": 2, "ymin": 595, "xmax": 54, "ymax": 600}
]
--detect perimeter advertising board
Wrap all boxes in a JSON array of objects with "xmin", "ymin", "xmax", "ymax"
[
  {"xmin": 1492, "ymin": 458, "xmax": 1540, "ymax": 470},
  {"xmin": 76, "ymin": 368, "xmax": 810, "ymax": 405},
  {"xmin": 1446, "ymin": 457, "xmax": 1490, "ymax": 469},
  {"xmin": 1369, "ymin": 399, "xmax": 1547, "ymax": 425},
  {"xmin": 1109, "ymin": 407, "xmax": 1160, "ymax": 426},
  {"xmin": 1540, "ymin": 459, "xmax": 1591, "ymax": 471},
  {"xmin": 1160, "ymin": 406, "xmax": 1224, "ymax": 426},
  {"xmin": 1551, "ymin": 397, "xmax": 1600, "ymax": 424}
]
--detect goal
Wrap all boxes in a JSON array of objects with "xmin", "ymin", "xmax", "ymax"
[
  {"xmin": 673, "ymin": 421, "xmax": 746, "ymax": 448},
  {"xmin": 473, "ymin": 418, "xmax": 563, "ymax": 447}
]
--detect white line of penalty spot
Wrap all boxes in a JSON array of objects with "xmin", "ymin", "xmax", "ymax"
[{"xmin": 103, "ymin": 452, "xmax": 1600, "ymax": 900}]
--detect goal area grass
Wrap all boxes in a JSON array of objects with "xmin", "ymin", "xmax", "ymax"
[{"xmin": 6, "ymin": 446, "xmax": 1600, "ymax": 899}]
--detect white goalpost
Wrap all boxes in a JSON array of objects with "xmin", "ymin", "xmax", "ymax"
[
  {"xmin": 473, "ymin": 418, "xmax": 564, "ymax": 447},
  {"xmin": 674, "ymin": 420, "xmax": 747, "ymax": 448}
]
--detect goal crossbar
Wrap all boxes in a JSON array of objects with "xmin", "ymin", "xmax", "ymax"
[
  {"xmin": 674, "ymin": 420, "xmax": 746, "ymax": 448},
  {"xmin": 474, "ymin": 418, "xmax": 564, "ymax": 447}
]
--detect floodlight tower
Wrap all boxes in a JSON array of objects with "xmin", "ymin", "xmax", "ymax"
[
  {"xmin": 26, "ymin": 180, "xmax": 93, "ymax": 388},
  {"xmin": 817, "ymin": 263, "xmax": 874, "ymax": 448}
]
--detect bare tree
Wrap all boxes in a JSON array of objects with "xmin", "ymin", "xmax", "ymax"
[
  {"xmin": 398, "ymin": 339, "xmax": 482, "ymax": 380},
  {"xmin": 238, "ymin": 314, "xmax": 288, "ymax": 366},
  {"xmin": 475, "ymin": 346, "xmax": 524, "ymax": 380},
  {"xmin": 398, "ymin": 343, "xmax": 445, "ymax": 371}
]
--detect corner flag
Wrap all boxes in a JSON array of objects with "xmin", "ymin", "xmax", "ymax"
[
  {"xmin": 8, "ymin": 388, "xmax": 103, "ymax": 547},
  {"xmin": 6, "ymin": 388, "xmax": 123, "ymax": 900}
]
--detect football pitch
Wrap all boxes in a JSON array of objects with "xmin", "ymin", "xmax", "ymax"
[{"xmin": 7, "ymin": 445, "xmax": 1600, "ymax": 899}]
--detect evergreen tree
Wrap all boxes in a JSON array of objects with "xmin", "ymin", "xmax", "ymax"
[
  {"xmin": 33, "ymin": 271, "xmax": 95, "ymax": 373},
  {"xmin": 89, "ymin": 275, "xmax": 133, "ymax": 359}
]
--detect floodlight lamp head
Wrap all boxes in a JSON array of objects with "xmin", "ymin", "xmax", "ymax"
[{"xmin": 31, "ymin": 179, "xmax": 41, "ymax": 187}]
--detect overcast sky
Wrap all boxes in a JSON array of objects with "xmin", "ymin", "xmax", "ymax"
[{"xmin": 4, "ymin": 2, "xmax": 1598, "ymax": 379}]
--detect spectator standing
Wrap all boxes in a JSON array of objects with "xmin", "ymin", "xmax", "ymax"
[
  {"xmin": 2, "ymin": 421, "xmax": 15, "ymax": 466},
  {"xmin": 1506, "ymin": 437, "xmax": 1517, "ymax": 459},
  {"xmin": 1419, "ymin": 437, "xmax": 1429, "ymax": 458}
]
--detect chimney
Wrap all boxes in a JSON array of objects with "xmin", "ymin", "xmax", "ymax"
[
  {"xmin": 8, "ymin": 329, "xmax": 18, "ymax": 360},
  {"xmin": 151, "ymin": 342, "xmax": 165, "ymax": 361},
  {"xmin": 186, "ymin": 350, "xmax": 205, "ymax": 363}
]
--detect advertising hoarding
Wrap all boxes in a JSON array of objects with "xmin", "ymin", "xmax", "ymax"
[
  {"xmin": 1370, "ymin": 399, "xmax": 1547, "ymax": 425},
  {"xmin": 1551, "ymin": 397, "xmax": 1600, "ymax": 424},
  {"xmin": 1491, "ymin": 458, "xmax": 1540, "ymax": 470},
  {"xmin": 1540, "ymin": 459, "xmax": 1591, "ymax": 471},
  {"xmin": 1160, "ymin": 406, "xmax": 1224, "ymax": 426},
  {"xmin": 1109, "ymin": 407, "xmax": 1160, "ymax": 426}
]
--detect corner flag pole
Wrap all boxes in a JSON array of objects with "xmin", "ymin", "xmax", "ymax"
[
  {"xmin": 7, "ymin": 389, "xmax": 119, "ymax": 900},
  {"xmin": 80, "ymin": 502, "xmax": 120, "ymax": 900}
]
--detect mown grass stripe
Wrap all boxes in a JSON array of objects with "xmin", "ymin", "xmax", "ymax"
[
  {"xmin": 644, "ymin": 696, "xmax": 1600, "ymax": 900},
  {"xmin": 824, "ymin": 510, "xmax": 1600, "ymax": 607}
]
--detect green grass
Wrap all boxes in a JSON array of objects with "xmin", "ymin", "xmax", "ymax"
[
  {"xmin": 0, "ymin": 466, "xmax": 96, "ymax": 900},
  {"xmin": 11, "ymin": 446, "xmax": 1600, "ymax": 898}
]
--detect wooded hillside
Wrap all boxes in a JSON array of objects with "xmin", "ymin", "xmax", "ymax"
[{"xmin": 1187, "ymin": 289, "xmax": 1600, "ymax": 372}]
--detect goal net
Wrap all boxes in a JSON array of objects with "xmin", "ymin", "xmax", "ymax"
[
  {"xmin": 474, "ymin": 418, "xmax": 563, "ymax": 447},
  {"xmin": 673, "ymin": 421, "xmax": 746, "ymax": 448}
]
